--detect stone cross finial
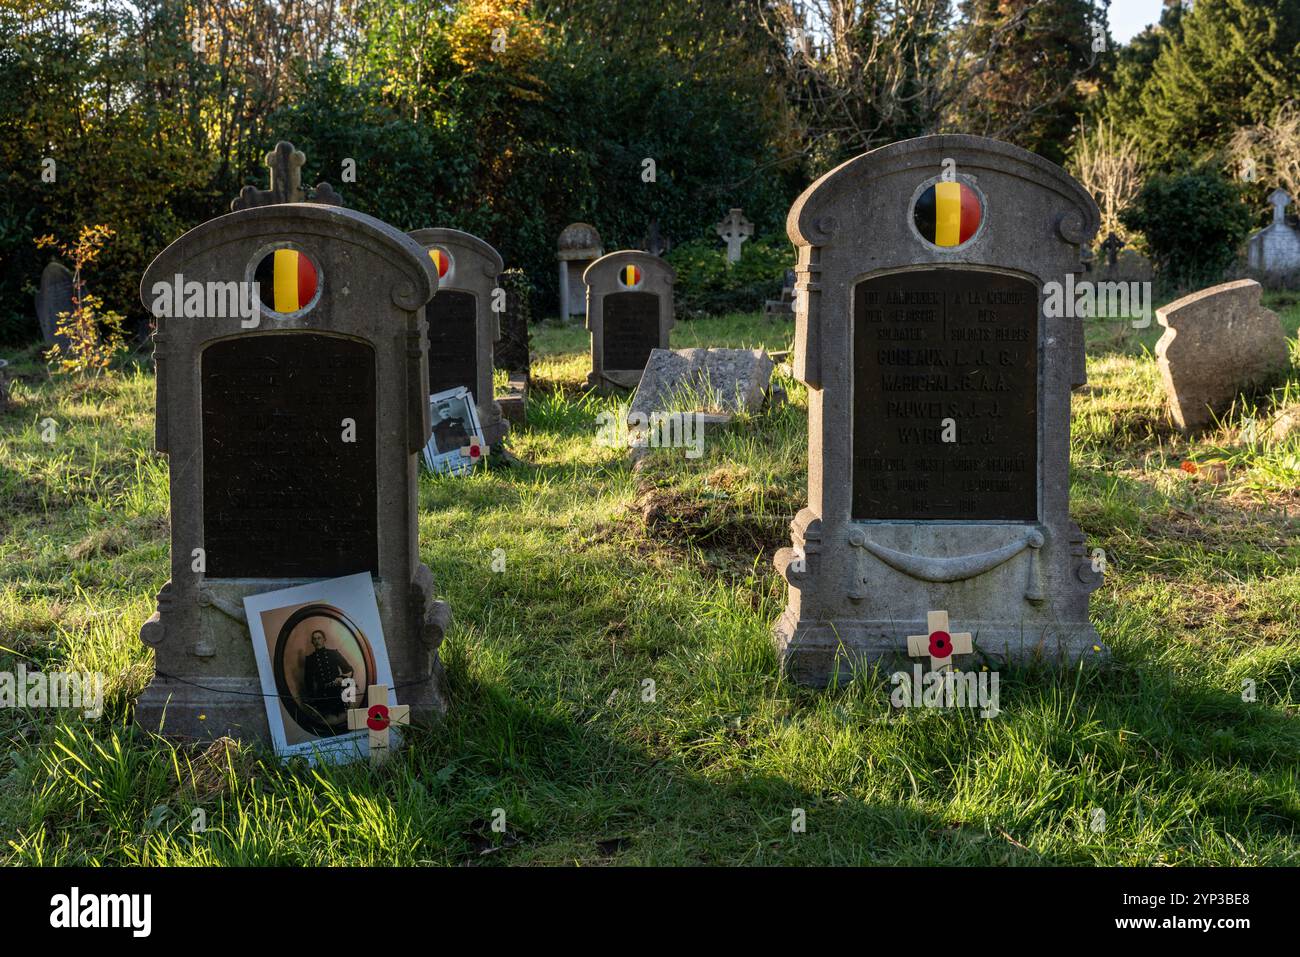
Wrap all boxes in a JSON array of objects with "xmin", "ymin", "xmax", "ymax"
[
  {"xmin": 231, "ymin": 140, "xmax": 342, "ymax": 212},
  {"xmin": 1267, "ymin": 188, "xmax": 1291, "ymax": 226},
  {"xmin": 906, "ymin": 610, "xmax": 973, "ymax": 671},
  {"xmin": 1099, "ymin": 232, "xmax": 1126, "ymax": 267},
  {"xmin": 714, "ymin": 208, "xmax": 754, "ymax": 263},
  {"xmin": 346, "ymin": 684, "xmax": 410, "ymax": 765}
]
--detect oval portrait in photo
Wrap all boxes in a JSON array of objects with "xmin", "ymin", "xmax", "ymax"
[{"xmin": 272, "ymin": 603, "xmax": 377, "ymax": 737}]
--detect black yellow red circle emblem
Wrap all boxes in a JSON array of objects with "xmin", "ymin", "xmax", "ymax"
[
  {"xmin": 254, "ymin": 246, "xmax": 319, "ymax": 314},
  {"xmin": 429, "ymin": 247, "xmax": 452, "ymax": 279},
  {"xmin": 913, "ymin": 181, "xmax": 983, "ymax": 248},
  {"xmin": 618, "ymin": 264, "xmax": 642, "ymax": 288}
]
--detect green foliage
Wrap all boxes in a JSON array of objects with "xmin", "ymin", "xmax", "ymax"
[
  {"xmin": 3, "ymin": 309, "xmax": 1300, "ymax": 865},
  {"xmin": 1121, "ymin": 167, "xmax": 1255, "ymax": 289},
  {"xmin": 957, "ymin": 0, "xmax": 1105, "ymax": 165},
  {"xmin": 665, "ymin": 236, "xmax": 794, "ymax": 317},
  {"xmin": 1113, "ymin": 0, "xmax": 1300, "ymax": 168}
]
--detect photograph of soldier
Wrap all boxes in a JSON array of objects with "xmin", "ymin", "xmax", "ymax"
[
  {"xmin": 261, "ymin": 601, "xmax": 378, "ymax": 741},
  {"xmin": 302, "ymin": 629, "xmax": 354, "ymax": 727}
]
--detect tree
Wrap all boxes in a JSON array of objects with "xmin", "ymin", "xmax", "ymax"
[
  {"xmin": 952, "ymin": 0, "xmax": 1107, "ymax": 165},
  {"xmin": 1131, "ymin": 0, "xmax": 1300, "ymax": 167},
  {"xmin": 1070, "ymin": 117, "xmax": 1143, "ymax": 240},
  {"xmin": 1229, "ymin": 101, "xmax": 1300, "ymax": 207}
]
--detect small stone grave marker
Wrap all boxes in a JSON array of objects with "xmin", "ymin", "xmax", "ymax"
[
  {"xmin": 1245, "ymin": 188, "xmax": 1300, "ymax": 286},
  {"xmin": 557, "ymin": 222, "xmax": 602, "ymax": 320},
  {"xmin": 585, "ymin": 250, "xmax": 675, "ymax": 390},
  {"xmin": 409, "ymin": 228, "xmax": 508, "ymax": 446},
  {"xmin": 35, "ymin": 260, "xmax": 75, "ymax": 349},
  {"xmin": 714, "ymin": 208, "xmax": 753, "ymax": 263},
  {"xmin": 1155, "ymin": 278, "xmax": 1291, "ymax": 431}
]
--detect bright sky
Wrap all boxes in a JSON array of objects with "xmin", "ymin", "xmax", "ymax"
[{"xmin": 1109, "ymin": 0, "xmax": 1169, "ymax": 44}]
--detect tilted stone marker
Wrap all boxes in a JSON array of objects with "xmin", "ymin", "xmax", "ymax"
[
  {"xmin": 1155, "ymin": 278, "xmax": 1290, "ymax": 431},
  {"xmin": 629, "ymin": 347, "xmax": 773, "ymax": 423},
  {"xmin": 774, "ymin": 134, "xmax": 1105, "ymax": 685},
  {"xmin": 715, "ymin": 207, "xmax": 754, "ymax": 263},
  {"xmin": 409, "ymin": 227, "xmax": 508, "ymax": 446},
  {"xmin": 35, "ymin": 260, "xmax": 75, "ymax": 349},
  {"xmin": 137, "ymin": 181, "xmax": 451, "ymax": 740},
  {"xmin": 585, "ymin": 250, "xmax": 675, "ymax": 390},
  {"xmin": 557, "ymin": 222, "xmax": 603, "ymax": 320},
  {"xmin": 1245, "ymin": 188, "xmax": 1300, "ymax": 286}
]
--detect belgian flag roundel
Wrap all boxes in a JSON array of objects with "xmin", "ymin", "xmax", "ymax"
[
  {"xmin": 913, "ymin": 181, "xmax": 982, "ymax": 247},
  {"xmin": 618, "ymin": 264, "xmax": 642, "ymax": 288},
  {"xmin": 429, "ymin": 247, "xmax": 452, "ymax": 279},
  {"xmin": 255, "ymin": 247, "xmax": 318, "ymax": 313}
]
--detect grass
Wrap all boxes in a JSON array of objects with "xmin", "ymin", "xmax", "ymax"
[{"xmin": 0, "ymin": 301, "xmax": 1297, "ymax": 866}]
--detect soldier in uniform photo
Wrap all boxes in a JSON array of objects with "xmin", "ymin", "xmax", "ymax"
[{"xmin": 302, "ymin": 629, "xmax": 354, "ymax": 727}]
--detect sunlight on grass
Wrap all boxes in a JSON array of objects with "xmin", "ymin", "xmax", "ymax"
[{"xmin": 0, "ymin": 314, "xmax": 1297, "ymax": 866}]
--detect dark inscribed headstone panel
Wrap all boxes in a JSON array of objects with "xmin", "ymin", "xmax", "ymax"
[
  {"xmin": 603, "ymin": 291, "xmax": 659, "ymax": 370},
  {"xmin": 202, "ymin": 333, "xmax": 378, "ymax": 578},
  {"xmin": 427, "ymin": 290, "xmax": 479, "ymax": 397},
  {"xmin": 852, "ymin": 269, "xmax": 1037, "ymax": 521}
]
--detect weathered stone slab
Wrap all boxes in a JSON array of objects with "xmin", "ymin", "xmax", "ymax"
[
  {"xmin": 628, "ymin": 347, "xmax": 773, "ymax": 421},
  {"xmin": 1155, "ymin": 279, "xmax": 1291, "ymax": 430},
  {"xmin": 35, "ymin": 261, "xmax": 75, "ymax": 348}
]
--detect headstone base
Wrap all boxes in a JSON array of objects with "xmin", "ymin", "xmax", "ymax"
[
  {"xmin": 137, "ymin": 572, "xmax": 451, "ymax": 742},
  {"xmin": 588, "ymin": 369, "xmax": 643, "ymax": 392},
  {"xmin": 774, "ymin": 610, "xmax": 1104, "ymax": 688}
]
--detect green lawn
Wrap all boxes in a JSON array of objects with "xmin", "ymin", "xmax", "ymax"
[{"xmin": 1, "ymin": 304, "xmax": 1298, "ymax": 866}]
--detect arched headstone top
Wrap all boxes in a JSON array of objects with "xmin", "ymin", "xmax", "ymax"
[
  {"xmin": 408, "ymin": 227, "xmax": 505, "ymax": 283},
  {"xmin": 140, "ymin": 203, "xmax": 438, "ymax": 313},
  {"xmin": 583, "ymin": 249, "xmax": 675, "ymax": 286},
  {"xmin": 558, "ymin": 222, "xmax": 603, "ymax": 260},
  {"xmin": 787, "ymin": 134, "xmax": 1100, "ymax": 263}
]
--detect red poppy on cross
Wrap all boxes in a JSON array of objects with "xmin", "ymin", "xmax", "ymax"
[
  {"xmin": 346, "ymin": 684, "xmax": 409, "ymax": 765},
  {"xmin": 906, "ymin": 610, "xmax": 973, "ymax": 671},
  {"xmin": 459, "ymin": 436, "xmax": 484, "ymax": 462}
]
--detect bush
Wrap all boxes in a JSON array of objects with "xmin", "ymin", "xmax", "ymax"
[
  {"xmin": 666, "ymin": 235, "xmax": 794, "ymax": 317},
  {"xmin": 1121, "ymin": 167, "xmax": 1255, "ymax": 289}
]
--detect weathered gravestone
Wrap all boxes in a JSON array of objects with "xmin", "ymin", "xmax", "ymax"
[
  {"xmin": 1155, "ymin": 279, "xmax": 1290, "ymax": 431},
  {"xmin": 629, "ymin": 348, "xmax": 774, "ymax": 423},
  {"xmin": 409, "ymin": 228, "xmax": 508, "ymax": 446},
  {"xmin": 557, "ymin": 222, "xmax": 603, "ymax": 320},
  {"xmin": 136, "ymin": 191, "xmax": 450, "ymax": 740},
  {"xmin": 715, "ymin": 208, "xmax": 754, "ymax": 263},
  {"xmin": 35, "ymin": 260, "xmax": 75, "ymax": 349},
  {"xmin": 773, "ymin": 134, "xmax": 1105, "ymax": 685},
  {"xmin": 1245, "ymin": 189, "xmax": 1300, "ymax": 287},
  {"xmin": 765, "ymin": 269, "xmax": 797, "ymax": 319},
  {"xmin": 585, "ymin": 250, "xmax": 675, "ymax": 390},
  {"xmin": 496, "ymin": 268, "xmax": 533, "ymax": 426}
]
